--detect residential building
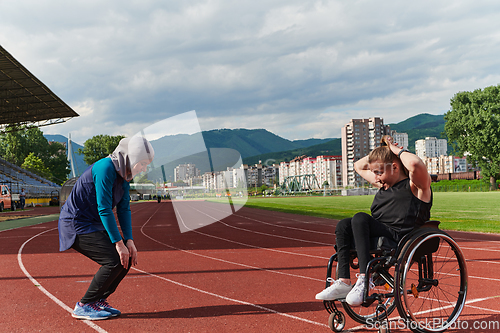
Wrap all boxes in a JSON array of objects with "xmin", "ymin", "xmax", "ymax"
[
  {"xmin": 278, "ymin": 161, "xmax": 290, "ymax": 185},
  {"xmin": 341, "ymin": 118, "xmax": 390, "ymax": 187},
  {"xmin": 233, "ymin": 167, "xmax": 247, "ymax": 189},
  {"xmin": 262, "ymin": 164, "xmax": 279, "ymax": 187},
  {"xmin": 202, "ymin": 163, "xmax": 278, "ymax": 191},
  {"xmin": 415, "ymin": 137, "xmax": 447, "ymax": 159},
  {"xmin": 301, "ymin": 156, "xmax": 316, "ymax": 176},
  {"xmin": 202, "ymin": 172, "xmax": 215, "ymax": 190},
  {"xmin": 391, "ymin": 131, "xmax": 408, "ymax": 150},
  {"xmin": 316, "ymin": 155, "xmax": 342, "ymax": 188},
  {"xmin": 279, "ymin": 155, "xmax": 342, "ymax": 189},
  {"xmin": 244, "ymin": 163, "xmax": 279, "ymax": 188},
  {"xmin": 423, "ymin": 156, "xmax": 468, "ymax": 174},
  {"xmin": 174, "ymin": 163, "xmax": 201, "ymax": 182}
]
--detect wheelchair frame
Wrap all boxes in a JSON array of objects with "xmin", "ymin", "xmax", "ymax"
[{"xmin": 321, "ymin": 221, "xmax": 468, "ymax": 333}]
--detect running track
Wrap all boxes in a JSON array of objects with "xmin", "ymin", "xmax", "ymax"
[{"xmin": 1, "ymin": 201, "xmax": 500, "ymax": 332}]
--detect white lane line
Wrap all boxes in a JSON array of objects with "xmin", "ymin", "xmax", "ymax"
[
  {"xmin": 321, "ymin": 296, "xmax": 500, "ymax": 332},
  {"xmin": 460, "ymin": 246, "xmax": 500, "ymax": 253},
  {"xmin": 453, "ymin": 236, "xmax": 500, "ymax": 244},
  {"xmin": 14, "ymin": 204, "xmax": 148, "ymax": 332},
  {"xmin": 183, "ymin": 202, "xmax": 332, "ymax": 247},
  {"xmin": 177, "ymin": 202, "xmax": 500, "ymax": 282},
  {"xmin": 239, "ymin": 208, "xmax": 336, "ymax": 227},
  {"xmin": 138, "ymin": 206, "xmax": 329, "ymax": 328},
  {"xmin": 131, "ymin": 265, "xmax": 327, "ymax": 329},
  {"xmin": 197, "ymin": 201, "xmax": 336, "ymax": 236},
  {"xmin": 182, "ymin": 224, "xmax": 328, "ymax": 260},
  {"xmin": 176, "ymin": 205, "xmax": 329, "ymax": 259},
  {"xmin": 235, "ymin": 213, "xmax": 335, "ymax": 235},
  {"xmin": 141, "ymin": 205, "xmax": 324, "ymax": 281},
  {"xmin": 17, "ymin": 227, "xmax": 108, "ymax": 333},
  {"xmin": 466, "ymin": 258, "xmax": 500, "ymax": 265}
]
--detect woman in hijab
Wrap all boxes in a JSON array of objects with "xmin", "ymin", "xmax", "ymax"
[{"xmin": 58, "ymin": 136, "xmax": 154, "ymax": 320}]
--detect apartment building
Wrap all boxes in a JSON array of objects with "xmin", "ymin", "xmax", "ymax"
[
  {"xmin": 391, "ymin": 131, "xmax": 409, "ymax": 150},
  {"xmin": 415, "ymin": 137, "xmax": 447, "ymax": 159},
  {"xmin": 202, "ymin": 166, "xmax": 246, "ymax": 191},
  {"xmin": 423, "ymin": 156, "xmax": 467, "ymax": 174},
  {"xmin": 174, "ymin": 163, "xmax": 201, "ymax": 182},
  {"xmin": 301, "ymin": 157, "xmax": 316, "ymax": 176},
  {"xmin": 315, "ymin": 155, "xmax": 342, "ymax": 188},
  {"xmin": 279, "ymin": 155, "xmax": 342, "ymax": 189},
  {"xmin": 341, "ymin": 118, "xmax": 390, "ymax": 187}
]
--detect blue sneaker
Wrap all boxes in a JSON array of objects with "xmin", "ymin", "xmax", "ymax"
[
  {"xmin": 95, "ymin": 299, "xmax": 121, "ymax": 316},
  {"xmin": 72, "ymin": 302, "xmax": 113, "ymax": 320}
]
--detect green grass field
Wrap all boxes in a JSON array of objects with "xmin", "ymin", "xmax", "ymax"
[{"xmin": 243, "ymin": 191, "xmax": 500, "ymax": 234}]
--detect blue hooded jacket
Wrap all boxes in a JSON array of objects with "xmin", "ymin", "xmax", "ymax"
[{"xmin": 58, "ymin": 157, "xmax": 132, "ymax": 251}]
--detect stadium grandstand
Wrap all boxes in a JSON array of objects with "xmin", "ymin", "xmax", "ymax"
[{"xmin": 0, "ymin": 44, "xmax": 79, "ymax": 207}]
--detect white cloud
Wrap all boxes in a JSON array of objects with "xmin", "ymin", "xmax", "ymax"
[{"xmin": 2, "ymin": 0, "xmax": 500, "ymax": 143}]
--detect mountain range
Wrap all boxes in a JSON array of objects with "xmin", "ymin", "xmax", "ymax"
[
  {"xmin": 388, "ymin": 113, "xmax": 446, "ymax": 152},
  {"xmin": 44, "ymin": 113, "xmax": 446, "ymax": 178},
  {"xmin": 243, "ymin": 113, "xmax": 446, "ymax": 165}
]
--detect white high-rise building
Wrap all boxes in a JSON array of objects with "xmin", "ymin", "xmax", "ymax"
[
  {"xmin": 341, "ymin": 118, "xmax": 390, "ymax": 187},
  {"xmin": 315, "ymin": 155, "xmax": 342, "ymax": 188},
  {"xmin": 391, "ymin": 131, "xmax": 408, "ymax": 150},
  {"xmin": 415, "ymin": 137, "xmax": 447, "ymax": 159}
]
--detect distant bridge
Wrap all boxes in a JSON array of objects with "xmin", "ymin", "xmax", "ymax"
[{"xmin": 280, "ymin": 174, "xmax": 321, "ymax": 194}]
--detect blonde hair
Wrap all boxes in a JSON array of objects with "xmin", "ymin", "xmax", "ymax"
[{"xmin": 368, "ymin": 146, "xmax": 395, "ymax": 164}]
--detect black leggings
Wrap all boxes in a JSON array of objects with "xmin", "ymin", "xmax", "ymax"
[
  {"xmin": 335, "ymin": 212, "xmax": 396, "ymax": 279},
  {"xmin": 72, "ymin": 231, "xmax": 131, "ymax": 304}
]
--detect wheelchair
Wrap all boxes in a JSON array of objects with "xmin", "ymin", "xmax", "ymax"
[{"xmin": 321, "ymin": 221, "xmax": 468, "ymax": 333}]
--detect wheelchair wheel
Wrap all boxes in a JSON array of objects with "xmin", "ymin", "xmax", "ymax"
[
  {"xmin": 328, "ymin": 311, "xmax": 346, "ymax": 332},
  {"xmin": 337, "ymin": 260, "xmax": 397, "ymax": 325},
  {"xmin": 394, "ymin": 231, "xmax": 467, "ymax": 333}
]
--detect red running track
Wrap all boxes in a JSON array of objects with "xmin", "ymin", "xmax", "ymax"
[{"xmin": 1, "ymin": 201, "xmax": 500, "ymax": 332}]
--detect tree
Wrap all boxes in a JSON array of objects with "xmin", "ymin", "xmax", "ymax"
[
  {"xmin": 21, "ymin": 153, "xmax": 52, "ymax": 179},
  {"xmin": 445, "ymin": 85, "xmax": 500, "ymax": 190},
  {"xmin": 45, "ymin": 141, "xmax": 71, "ymax": 184},
  {"xmin": 0, "ymin": 125, "xmax": 26, "ymax": 165},
  {"xmin": 0, "ymin": 126, "xmax": 70, "ymax": 184},
  {"xmin": 78, "ymin": 134, "xmax": 125, "ymax": 165}
]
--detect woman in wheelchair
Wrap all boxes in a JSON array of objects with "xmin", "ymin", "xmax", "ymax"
[{"xmin": 316, "ymin": 135, "xmax": 432, "ymax": 306}]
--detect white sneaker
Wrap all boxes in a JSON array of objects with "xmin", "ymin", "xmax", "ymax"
[
  {"xmin": 345, "ymin": 274, "xmax": 374, "ymax": 306},
  {"xmin": 315, "ymin": 278, "xmax": 352, "ymax": 301}
]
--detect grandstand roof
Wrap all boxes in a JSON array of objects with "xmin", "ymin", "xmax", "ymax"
[{"xmin": 0, "ymin": 45, "xmax": 79, "ymax": 130}]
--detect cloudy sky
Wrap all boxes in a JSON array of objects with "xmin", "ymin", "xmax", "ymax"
[{"xmin": 2, "ymin": 0, "xmax": 500, "ymax": 144}]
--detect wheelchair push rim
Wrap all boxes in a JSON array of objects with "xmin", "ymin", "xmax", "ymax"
[{"xmin": 394, "ymin": 232, "xmax": 468, "ymax": 333}]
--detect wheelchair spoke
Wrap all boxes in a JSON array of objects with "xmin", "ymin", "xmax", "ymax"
[{"xmin": 395, "ymin": 232, "xmax": 467, "ymax": 333}]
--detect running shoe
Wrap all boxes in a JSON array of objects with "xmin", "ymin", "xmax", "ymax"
[
  {"xmin": 96, "ymin": 299, "xmax": 121, "ymax": 316},
  {"xmin": 315, "ymin": 278, "xmax": 353, "ymax": 301},
  {"xmin": 346, "ymin": 274, "xmax": 375, "ymax": 306},
  {"xmin": 72, "ymin": 302, "xmax": 113, "ymax": 320}
]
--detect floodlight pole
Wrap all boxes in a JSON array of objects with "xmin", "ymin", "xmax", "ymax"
[{"xmin": 68, "ymin": 133, "xmax": 77, "ymax": 178}]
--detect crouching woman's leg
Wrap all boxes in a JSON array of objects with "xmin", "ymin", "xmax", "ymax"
[{"xmin": 71, "ymin": 231, "xmax": 130, "ymax": 318}]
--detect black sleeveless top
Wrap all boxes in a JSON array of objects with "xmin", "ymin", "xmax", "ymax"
[{"xmin": 370, "ymin": 178, "xmax": 432, "ymax": 240}]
